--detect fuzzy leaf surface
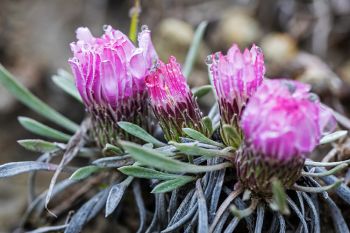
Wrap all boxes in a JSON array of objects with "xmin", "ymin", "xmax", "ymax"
[
  {"xmin": 18, "ymin": 116, "xmax": 71, "ymax": 141},
  {"xmin": 17, "ymin": 139, "xmax": 59, "ymax": 153},
  {"xmin": 118, "ymin": 121, "xmax": 165, "ymax": 147},
  {"xmin": 0, "ymin": 64, "xmax": 78, "ymax": 132},
  {"xmin": 151, "ymin": 176, "xmax": 196, "ymax": 193},
  {"xmin": 120, "ymin": 141, "xmax": 232, "ymax": 173}
]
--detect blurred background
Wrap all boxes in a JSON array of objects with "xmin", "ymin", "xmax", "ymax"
[{"xmin": 1, "ymin": 0, "xmax": 350, "ymax": 232}]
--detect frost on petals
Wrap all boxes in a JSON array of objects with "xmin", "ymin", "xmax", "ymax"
[{"xmin": 146, "ymin": 56, "xmax": 206, "ymax": 141}]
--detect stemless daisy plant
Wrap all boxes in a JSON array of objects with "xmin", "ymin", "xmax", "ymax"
[
  {"xmin": 0, "ymin": 18, "xmax": 350, "ymax": 233},
  {"xmin": 69, "ymin": 25, "xmax": 158, "ymax": 147}
]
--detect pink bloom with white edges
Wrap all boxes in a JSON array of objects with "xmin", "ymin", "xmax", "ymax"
[{"xmin": 241, "ymin": 79, "xmax": 336, "ymax": 161}]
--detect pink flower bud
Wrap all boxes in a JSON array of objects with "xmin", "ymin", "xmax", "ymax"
[{"xmin": 146, "ymin": 56, "xmax": 206, "ymax": 141}]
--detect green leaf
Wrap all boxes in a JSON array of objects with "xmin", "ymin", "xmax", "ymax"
[
  {"xmin": 57, "ymin": 68, "xmax": 73, "ymax": 78},
  {"xmin": 270, "ymin": 179, "xmax": 290, "ymax": 215},
  {"xmin": 119, "ymin": 165, "xmax": 183, "ymax": 180},
  {"xmin": 118, "ymin": 121, "xmax": 166, "ymax": 147},
  {"xmin": 222, "ymin": 124, "xmax": 242, "ymax": 149},
  {"xmin": 201, "ymin": 116, "xmax": 213, "ymax": 136},
  {"xmin": 151, "ymin": 176, "xmax": 196, "ymax": 193},
  {"xmin": 120, "ymin": 140, "xmax": 232, "ymax": 173},
  {"xmin": 128, "ymin": 0, "xmax": 140, "ymax": 43},
  {"xmin": 320, "ymin": 130, "xmax": 348, "ymax": 145},
  {"xmin": 192, "ymin": 85, "xmax": 212, "ymax": 98},
  {"xmin": 18, "ymin": 116, "xmax": 71, "ymax": 142},
  {"xmin": 170, "ymin": 141, "xmax": 229, "ymax": 158},
  {"xmin": 0, "ymin": 64, "xmax": 78, "ymax": 132},
  {"xmin": 52, "ymin": 74, "xmax": 82, "ymax": 103},
  {"xmin": 69, "ymin": 165, "xmax": 102, "ymax": 180},
  {"xmin": 183, "ymin": 128, "xmax": 223, "ymax": 147},
  {"xmin": 102, "ymin": 143, "xmax": 123, "ymax": 156},
  {"xmin": 183, "ymin": 21, "xmax": 208, "ymax": 79},
  {"xmin": 17, "ymin": 139, "xmax": 59, "ymax": 153}
]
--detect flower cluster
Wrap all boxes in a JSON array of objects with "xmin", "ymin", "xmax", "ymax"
[
  {"xmin": 208, "ymin": 44, "xmax": 265, "ymax": 148},
  {"xmin": 69, "ymin": 26, "xmax": 337, "ymax": 196},
  {"xmin": 69, "ymin": 25, "xmax": 157, "ymax": 147},
  {"xmin": 146, "ymin": 56, "xmax": 207, "ymax": 141},
  {"xmin": 236, "ymin": 79, "xmax": 336, "ymax": 194}
]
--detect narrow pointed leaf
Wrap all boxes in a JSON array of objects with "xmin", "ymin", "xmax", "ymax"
[
  {"xmin": 0, "ymin": 64, "xmax": 78, "ymax": 132},
  {"xmin": 270, "ymin": 179, "xmax": 290, "ymax": 215},
  {"xmin": 18, "ymin": 116, "xmax": 71, "ymax": 141},
  {"xmin": 105, "ymin": 177, "xmax": 133, "ymax": 217},
  {"xmin": 202, "ymin": 116, "xmax": 213, "ymax": 136},
  {"xmin": 320, "ymin": 130, "xmax": 348, "ymax": 145},
  {"xmin": 183, "ymin": 21, "xmax": 208, "ymax": 78},
  {"xmin": 69, "ymin": 166, "xmax": 102, "ymax": 180},
  {"xmin": 151, "ymin": 176, "xmax": 195, "ymax": 193},
  {"xmin": 170, "ymin": 141, "xmax": 228, "ymax": 158},
  {"xmin": 18, "ymin": 139, "xmax": 59, "ymax": 153},
  {"xmin": 0, "ymin": 161, "xmax": 59, "ymax": 178},
  {"xmin": 65, "ymin": 189, "xmax": 108, "ymax": 233},
  {"xmin": 196, "ymin": 180, "xmax": 209, "ymax": 233},
  {"xmin": 102, "ymin": 143, "xmax": 123, "ymax": 156},
  {"xmin": 52, "ymin": 75, "xmax": 82, "ymax": 103},
  {"xmin": 120, "ymin": 140, "xmax": 232, "ymax": 173},
  {"xmin": 182, "ymin": 128, "xmax": 223, "ymax": 147},
  {"xmin": 118, "ymin": 121, "xmax": 165, "ymax": 147},
  {"xmin": 119, "ymin": 166, "xmax": 182, "ymax": 180},
  {"xmin": 192, "ymin": 85, "xmax": 212, "ymax": 98}
]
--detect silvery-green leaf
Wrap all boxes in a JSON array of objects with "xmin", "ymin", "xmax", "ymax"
[
  {"xmin": 119, "ymin": 165, "xmax": 183, "ymax": 180},
  {"xmin": 0, "ymin": 64, "xmax": 78, "ymax": 132},
  {"xmin": 183, "ymin": 21, "xmax": 208, "ymax": 78},
  {"xmin": 17, "ymin": 139, "xmax": 59, "ymax": 153},
  {"xmin": 18, "ymin": 116, "xmax": 71, "ymax": 141},
  {"xmin": 192, "ymin": 85, "xmax": 212, "ymax": 98},
  {"xmin": 0, "ymin": 161, "xmax": 59, "ymax": 178},
  {"xmin": 270, "ymin": 179, "xmax": 290, "ymax": 215},
  {"xmin": 120, "ymin": 140, "xmax": 232, "ymax": 174},
  {"xmin": 118, "ymin": 121, "xmax": 165, "ymax": 147},
  {"xmin": 69, "ymin": 166, "xmax": 102, "ymax": 180},
  {"xmin": 52, "ymin": 74, "xmax": 82, "ymax": 103},
  {"xmin": 182, "ymin": 128, "xmax": 222, "ymax": 147},
  {"xmin": 102, "ymin": 143, "xmax": 123, "ymax": 156},
  {"xmin": 151, "ymin": 176, "xmax": 196, "ymax": 193},
  {"xmin": 105, "ymin": 177, "xmax": 133, "ymax": 217},
  {"xmin": 201, "ymin": 116, "xmax": 213, "ymax": 136},
  {"xmin": 170, "ymin": 141, "xmax": 226, "ymax": 158},
  {"xmin": 65, "ymin": 189, "xmax": 108, "ymax": 233},
  {"xmin": 320, "ymin": 130, "xmax": 347, "ymax": 145}
]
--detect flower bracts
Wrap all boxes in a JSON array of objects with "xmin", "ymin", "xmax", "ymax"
[
  {"xmin": 209, "ymin": 44, "xmax": 265, "ymax": 148},
  {"xmin": 146, "ymin": 57, "xmax": 207, "ymax": 142},
  {"xmin": 236, "ymin": 79, "xmax": 336, "ymax": 194},
  {"xmin": 69, "ymin": 26, "xmax": 157, "ymax": 147}
]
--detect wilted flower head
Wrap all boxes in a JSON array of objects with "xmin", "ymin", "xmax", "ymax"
[
  {"xmin": 69, "ymin": 25, "xmax": 157, "ymax": 147},
  {"xmin": 146, "ymin": 56, "xmax": 206, "ymax": 141},
  {"xmin": 208, "ymin": 44, "xmax": 265, "ymax": 147},
  {"xmin": 236, "ymin": 79, "xmax": 336, "ymax": 194}
]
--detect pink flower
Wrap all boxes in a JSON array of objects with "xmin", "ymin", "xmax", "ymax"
[
  {"xmin": 241, "ymin": 79, "xmax": 336, "ymax": 161},
  {"xmin": 146, "ymin": 56, "xmax": 206, "ymax": 141},
  {"xmin": 68, "ymin": 25, "xmax": 157, "ymax": 147},
  {"xmin": 209, "ymin": 44, "xmax": 265, "ymax": 126},
  {"xmin": 69, "ymin": 25, "xmax": 157, "ymax": 109}
]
